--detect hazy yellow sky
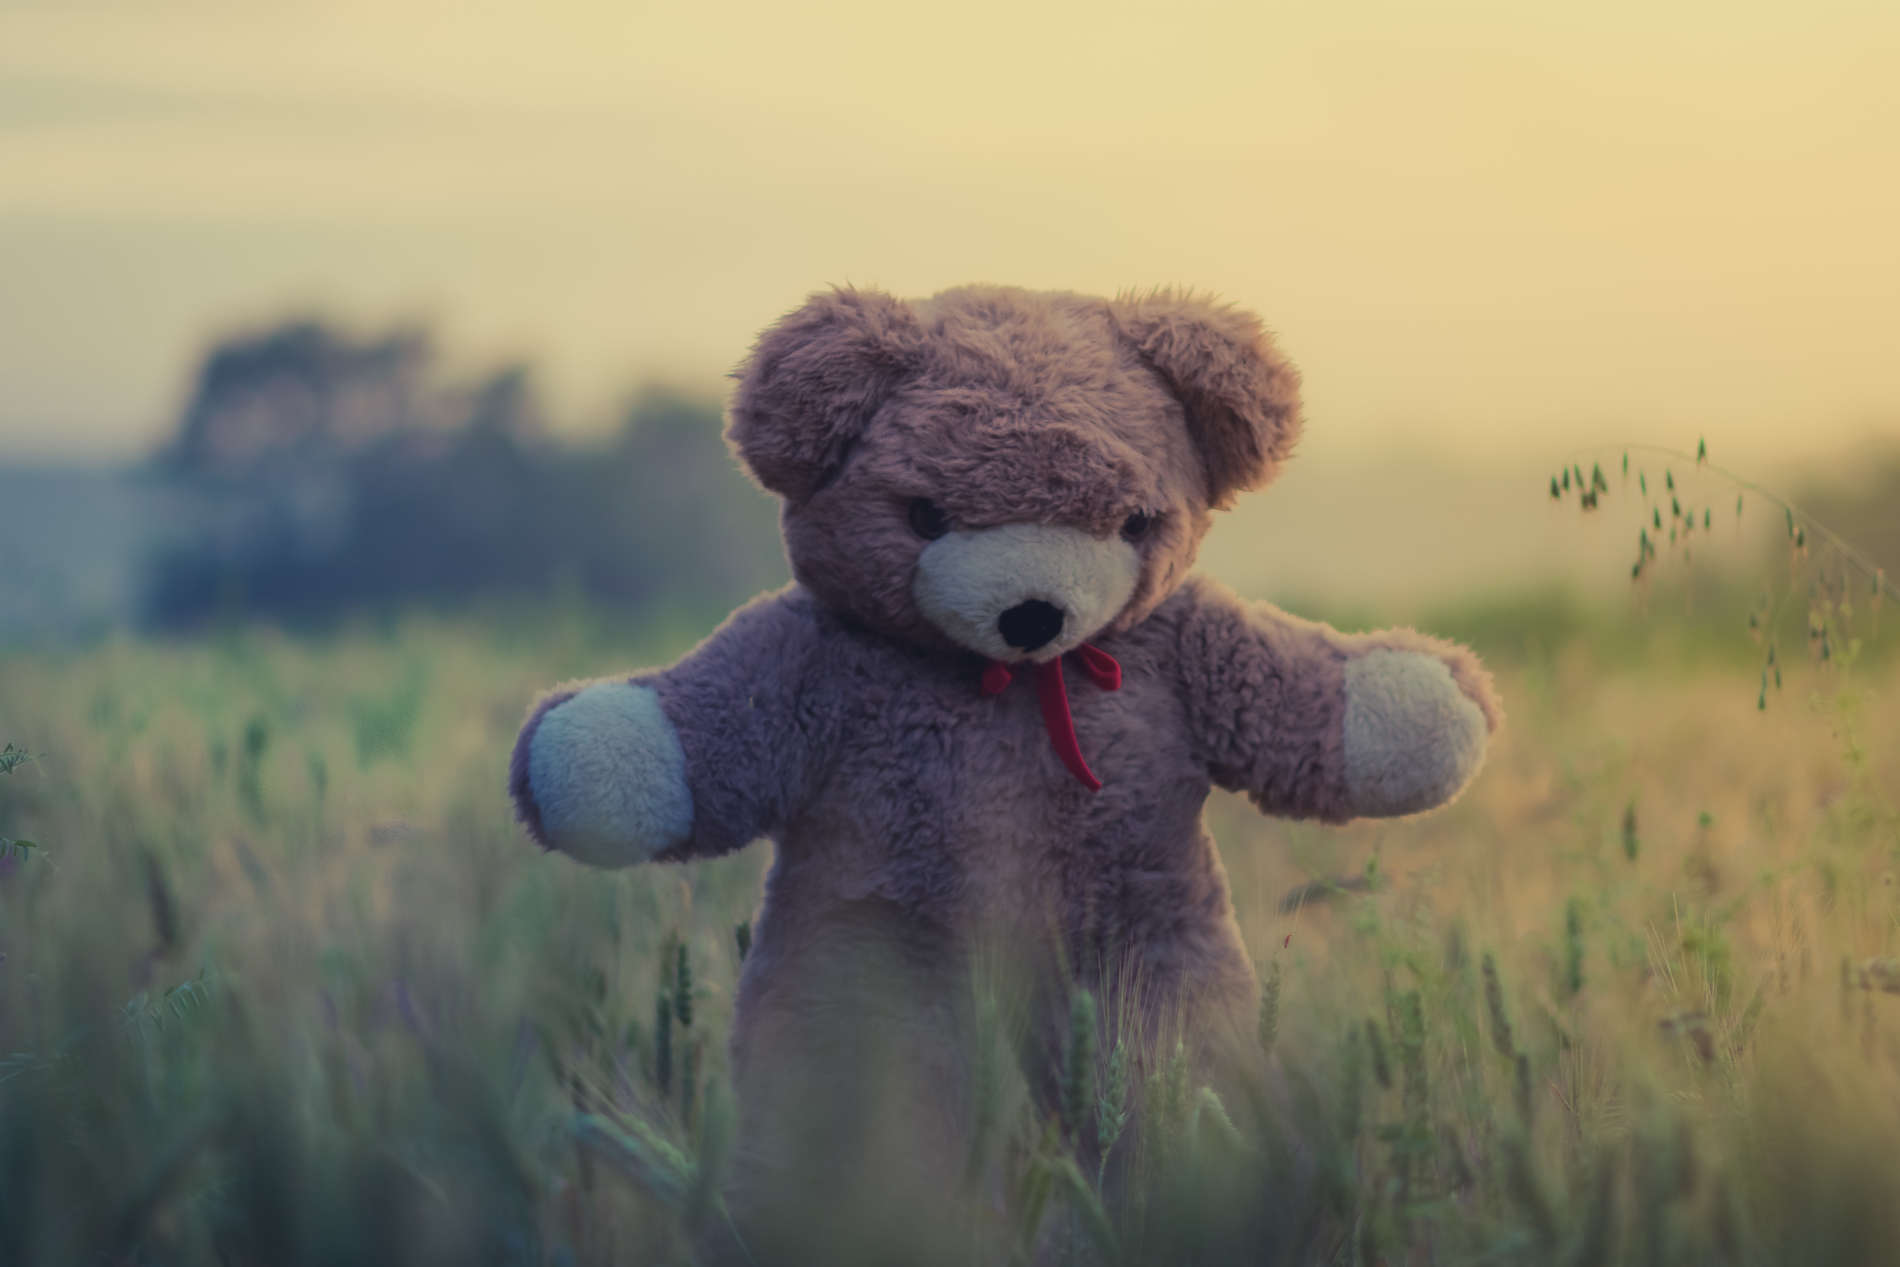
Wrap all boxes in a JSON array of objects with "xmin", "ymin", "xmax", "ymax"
[{"xmin": 2, "ymin": 0, "xmax": 1896, "ymax": 462}]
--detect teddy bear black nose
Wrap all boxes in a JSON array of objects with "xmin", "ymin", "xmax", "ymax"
[{"xmin": 998, "ymin": 600, "xmax": 1065, "ymax": 652}]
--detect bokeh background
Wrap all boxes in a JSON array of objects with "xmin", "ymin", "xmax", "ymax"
[{"xmin": 3, "ymin": 0, "xmax": 1897, "ymax": 639}]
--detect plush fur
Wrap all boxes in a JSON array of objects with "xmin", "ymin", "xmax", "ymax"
[{"xmin": 509, "ymin": 284, "xmax": 1502, "ymax": 1258}]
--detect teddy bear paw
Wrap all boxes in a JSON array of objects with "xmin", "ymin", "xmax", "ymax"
[
  {"xmin": 1341, "ymin": 651, "xmax": 1488, "ymax": 817},
  {"xmin": 513, "ymin": 682, "xmax": 694, "ymax": 866}
]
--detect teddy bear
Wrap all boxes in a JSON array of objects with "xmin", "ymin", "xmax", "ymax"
[{"xmin": 508, "ymin": 284, "xmax": 1500, "ymax": 1257}]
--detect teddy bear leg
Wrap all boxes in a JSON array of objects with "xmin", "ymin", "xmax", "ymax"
[
  {"xmin": 708, "ymin": 902, "xmax": 981, "ymax": 1265},
  {"xmin": 1084, "ymin": 979, "xmax": 1324, "ymax": 1260}
]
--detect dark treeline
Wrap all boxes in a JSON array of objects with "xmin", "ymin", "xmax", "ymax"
[
  {"xmin": 142, "ymin": 319, "xmax": 785, "ymax": 630},
  {"xmin": 1809, "ymin": 448, "xmax": 1900, "ymax": 582}
]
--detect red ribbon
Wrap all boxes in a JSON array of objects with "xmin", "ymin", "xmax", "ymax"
[{"xmin": 979, "ymin": 644, "xmax": 1121, "ymax": 791}]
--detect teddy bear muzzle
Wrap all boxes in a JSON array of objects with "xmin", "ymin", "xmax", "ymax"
[{"xmin": 912, "ymin": 522, "xmax": 1141, "ymax": 662}]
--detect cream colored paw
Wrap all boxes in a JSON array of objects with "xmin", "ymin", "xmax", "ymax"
[
  {"xmin": 1342, "ymin": 651, "xmax": 1488, "ymax": 817},
  {"xmin": 527, "ymin": 682, "xmax": 694, "ymax": 865}
]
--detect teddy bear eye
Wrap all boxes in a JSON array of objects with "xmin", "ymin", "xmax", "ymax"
[
  {"xmin": 1120, "ymin": 510, "xmax": 1154, "ymax": 542},
  {"xmin": 908, "ymin": 498, "xmax": 950, "ymax": 541}
]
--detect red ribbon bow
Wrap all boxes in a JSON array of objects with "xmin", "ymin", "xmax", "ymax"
[{"xmin": 979, "ymin": 644, "xmax": 1122, "ymax": 791}]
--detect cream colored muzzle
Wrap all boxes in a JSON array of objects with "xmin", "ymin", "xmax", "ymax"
[{"xmin": 912, "ymin": 524, "xmax": 1140, "ymax": 662}]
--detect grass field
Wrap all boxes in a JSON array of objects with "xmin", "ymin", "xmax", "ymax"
[{"xmin": 3, "ymin": 583, "xmax": 1898, "ymax": 1265}]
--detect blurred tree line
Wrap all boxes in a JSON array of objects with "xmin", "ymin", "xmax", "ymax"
[
  {"xmin": 143, "ymin": 319, "xmax": 785, "ymax": 629},
  {"xmin": 1803, "ymin": 445, "xmax": 1900, "ymax": 581}
]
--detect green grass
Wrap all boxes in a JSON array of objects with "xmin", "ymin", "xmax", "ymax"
[{"xmin": 2, "ymin": 590, "xmax": 1899, "ymax": 1265}]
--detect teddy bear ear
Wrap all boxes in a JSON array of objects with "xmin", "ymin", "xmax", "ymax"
[
  {"xmin": 726, "ymin": 286, "xmax": 928, "ymax": 501},
  {"xmin": 1108, "ymin": 289, "xmax": 1303, "ymax": 508}
]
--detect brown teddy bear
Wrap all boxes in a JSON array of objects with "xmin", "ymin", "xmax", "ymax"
[{"xmin": 509, "ymin": 284, "xmax": 1500, "ymax": 1255}]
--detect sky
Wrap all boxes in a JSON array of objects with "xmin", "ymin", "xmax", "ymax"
[{"xmin": 1, "ymin": 0, "xmax": 1897, "ymax": 465}]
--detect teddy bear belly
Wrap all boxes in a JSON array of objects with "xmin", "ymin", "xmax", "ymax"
[
  {"xmin": 748, "ymin": 766, "xmax": 1257, "ymax": 1032},
  {"xmin": 779, "ymin": 660, "xmax": 1234, "ymax": 939},
  {"xmin": 727, "ymin": 656, "xmax": 1260, "ymax": 1091},
  {"xmin": 762, "ymin": 809, "xmax": 1244, "ymax": 962}
]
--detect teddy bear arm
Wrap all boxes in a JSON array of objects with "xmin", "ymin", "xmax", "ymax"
[
  {"xmin": 510, "ymin": 589, "xmax": 830, "ymax": 865},
  {"xmin": 1175, "ymin": 581, "xmax": 1500, "ymax": 821}
]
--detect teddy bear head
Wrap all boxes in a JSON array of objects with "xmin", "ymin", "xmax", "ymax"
[{"xmin": 726, "ymin": 284, "xmax": 1301, "ymax": 663}]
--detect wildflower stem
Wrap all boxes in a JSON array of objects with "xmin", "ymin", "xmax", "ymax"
[{"xmin": 1568, "ymin": 442, "xmax": 1899, "ymax": 605}]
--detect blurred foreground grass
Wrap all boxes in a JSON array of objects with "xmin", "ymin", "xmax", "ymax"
[{"xmin": 2, "ymin": 587, "xmax": 1898, "ymax": 1265}]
